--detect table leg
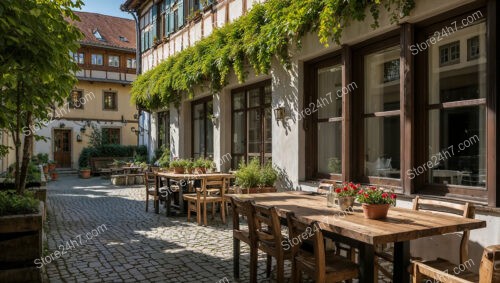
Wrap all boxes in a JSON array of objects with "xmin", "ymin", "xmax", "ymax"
[
  {"xmin": 359, "ymin": 243, "xmax": 375, "ymax": 283},
  {"xmin": 233, "ymin": 237, "xmax": 240, "ymax": 280},
  {"xmin": 393, "ymin": 241, "xmax": 411, "ymax": 283},
  {"xmin": 178, "ymin": 179, "xmax": 185, "ymax": 213}
]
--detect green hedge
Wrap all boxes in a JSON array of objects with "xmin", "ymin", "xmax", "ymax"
[
  {"xmin": 0, "ymin": 191, "xmax": 39, "ymax": 216},
  {"xmin": 78, "ymin": 145, "xmax": 147, "ymax": 168}
]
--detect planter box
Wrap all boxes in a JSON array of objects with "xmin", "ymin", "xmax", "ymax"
[{"xmin": 0, "ymin": 202, "xmax": 44, "ymax": 283}]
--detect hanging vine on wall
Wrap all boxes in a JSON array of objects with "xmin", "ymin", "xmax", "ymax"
[{"xmin": 131, "ymin": 0, "xmax": 415, "ymax": 111}]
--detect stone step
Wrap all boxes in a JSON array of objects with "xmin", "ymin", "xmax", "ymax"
[{"xmin": 55, "ymin": 168, "xmax": 78, "ymax": 175}]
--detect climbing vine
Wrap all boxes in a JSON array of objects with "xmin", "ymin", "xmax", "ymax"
[{"xmin": 132, "ymin": 0, "xmax": 415, "ymax": 111}]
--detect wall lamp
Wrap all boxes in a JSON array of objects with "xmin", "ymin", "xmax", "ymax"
[
  {"xmin": 210, "ymin": 114, "xmax": 218, "ymax": 126},
  {"xmin": 76, "ymin": 134, "xmax": 83, "ymax": 142},
  {"xmin": 274, "ymin": 107, "xmax": 286, "ymax": 122}
]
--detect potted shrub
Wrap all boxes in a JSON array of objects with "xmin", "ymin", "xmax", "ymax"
[
  {"xmin": 356, "ymin": 186, "xmax": 397, "ymax": 219},
  {"xmin": 0, "ymin": 191, "xmax": 43, "ymax": 282},
  {"xmin": 47, "ymin": 160, "xmax": 56, "ymax": 171},
  {"xmin": 204, "ymin": 158, "xmax": 215, "ymax": 173},
  {"xmin": 170, "ymin": 159, "xmax": 186, "ymax": 174},
  {"xmin": 185, "ymin": 160, "xmax": 194, "ymax": 174},
  {"xmin": 79, "ymin": 167, "xmax": 91, "ymax": 179},
  {"xmin": 334, "ymin": 182, "xmax": 361, "ymax": 210},
  {"xmin": 50, "ymin": 170, "xmax": 58, "ymax": 181},
  {"xmin": 235, "ymin": 158, "xmax": 278, "ymax": 193},
  {"xmin": 194, "ymin": 158, "xmax": 206, "ymax": 174}
]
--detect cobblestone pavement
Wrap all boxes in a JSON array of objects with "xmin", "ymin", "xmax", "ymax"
[
  {"xmin": 44, "ymin": 175, "xmax": 391, "ymax": 283},
  {"xmin": 44, "ymin": 175, "xmax": 291, "ymax": 283}
]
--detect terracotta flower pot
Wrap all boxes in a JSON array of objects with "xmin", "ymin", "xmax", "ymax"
[
  {"xmin": 195, "ymin": 167, "xmax": 206, "ymax": 174},
  {"xmin": 362, "ymin": 203, "xmax": 390, "ymax": 219},
  {"xmin": 173, "ymin": 167, "xmax": 185, "ymax": 174},
  {"xmin": 80, "ymin": 169, "xmax": 91, "ymax": 179},
  {"xmin": 50, "ymin": 172, "xmax": 58, "ymax": 181}
]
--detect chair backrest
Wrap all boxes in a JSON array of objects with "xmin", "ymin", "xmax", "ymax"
[
  {"xmin": 412, "ymin": 196, "xmax": 475, "ymax": 263},
  {"xmin": 252, "ymin": 204, "xmax": 283, "ymax": 251},
  {"xmin": 286, "ymin": 212, "xmax": 326, "ymax": 280},
  {"xmin": 200, "ymin": 176, "xmax": 228, "ymax": 199},
  {"xmin": 479, "ymin": 245, "xmax": 500, "ymax": 283},
  {"xmin": 230, "ymin": 197, "xmax": 256, "ymax": 234}
]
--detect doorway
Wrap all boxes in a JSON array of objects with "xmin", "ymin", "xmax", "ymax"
[{"xmin": 53, "ymin": 129, "xmax": 72, "ymax": 168}]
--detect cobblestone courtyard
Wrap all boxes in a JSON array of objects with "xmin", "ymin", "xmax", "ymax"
[{"xmin": 44, "ymin": 175, "xmax": 273, "ymax": 283}]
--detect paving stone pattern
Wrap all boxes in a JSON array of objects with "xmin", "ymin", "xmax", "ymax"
[{"xmin": 44, "ymin": 175, "xmax": 391, "ymax": 283}]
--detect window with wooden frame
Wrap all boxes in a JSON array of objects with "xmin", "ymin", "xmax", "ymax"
[
  {"xmin": 108, "ymin": 55, "xmax": 120, "ymax": 67},
  {"xmin": 126, "ymin": 58, "xmax": 137, "ymax": 69},
  {"xmin": 69, "ymin": 90, "xmax": 84, "ymax": 109},
  {"xmin": 305, "ymin": 57, "xmax": 343, "ymax": 179},
  {"xmin": 192, "ymin": 98, "xmax": 213, "ymax": 159},
  {"xmin": 231, "ymin": 81, "xmax": 272, "ymax": 169},
  {"xmin": 103, "ymin": 91, "xmax": 117, "ymax": 110},
  {"xmin": 417, "ymin": 13, "xmax": 487, "ymax": 192},
  {"xmin": 91, "ymin": 54, "xmax": 103, "ymax": 65},
  {"xmin": 101, "ymin": 128, "xmax": 121, "ymax": 145},
  {"xmin": 158, "ymin": 111, "xmax": 170, "ymax": 149},
  {"xmin": 362, "ymin": 45, "xmax": 402, "ymax": 181}
]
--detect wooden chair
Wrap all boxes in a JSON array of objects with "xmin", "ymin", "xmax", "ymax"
[
  {"xmin": 183, "ymin": 176, "xmax": 227, "ymax": 226},
  {"xmin": 252, "ymin": 204, "xmax": 293, "ymax": 283},
  {"xmin": 286, "ymin": 212, "xmax": 359, "ymax": 283},
  {"xmin": 375, "ymin": 196, "xmax": 475, "ymax": 281},
  {"xmin": 144, "ymin": 172, "xmax": 159, "ymax": 212},
  {"xmin": 231, "ymin": 197, "xmax": 258, "ymax": 283},
  {"xmin": 412, "ymin": 245, "xmax": 500, "ymax": 283}
]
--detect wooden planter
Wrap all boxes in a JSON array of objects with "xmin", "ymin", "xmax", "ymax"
[
  {"xmin": 79, "ymin": 169, "xmax": 91, "ymax": 179},
  {"xmin": 244, "ymin": 187, "xmax": 277, "ymax": 194},
  {"xmin": 0, "ymin": 202, "xmax": 44, "ymax": 283}
]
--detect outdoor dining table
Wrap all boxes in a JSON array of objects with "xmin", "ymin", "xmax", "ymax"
[
  {"xmin": 226, "ymin": 191, "xmax": 486, "ymax": 283},
  {"xmin": 154, "ymin": 172, "xmax": 235, "ymax": 215}
]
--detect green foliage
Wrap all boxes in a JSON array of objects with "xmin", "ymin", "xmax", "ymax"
[
  {"xmin": 136, "ymin": 145, "xmax": 148, "ymax": 157},
  {"xmin": 78, "ymin": 145, "xmax": 143, "ymax": 168},
  {"xmin": 78, "ymin": 147, "xmax": 97, "ymax": 168},
  {"xmin": 328, "ymin": 157, "xmax": 341, "ymax": 174},
  {"xmin": 131, "ymin": 0, "xmax": 415, "ymax": 110},
  {"xmin": 0, "ymin": 0, "xmax": 83, "ymax": 194},
  {"xmin": 156, "ymin": 147, "xmax": 171, "ymax": 167},
  {"xmin": 235, "ymin": 158, "xmax": 278, "ymax": 188},
  {"xmin": 170, "ymin": 159, "xmax": 189, "ymax": 168},
  {"xmin": 36, "ymin": 153, "xmax": 49, "ymax": 164},
  {"xmin": 356, "ymin": 186, "xmax": 397, "ymax": 205},
  {"xmin": 0, "ymin": 190, "xmax": 39, "ymax": 216}
]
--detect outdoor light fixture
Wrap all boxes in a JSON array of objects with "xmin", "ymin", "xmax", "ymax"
[
  {"xmin": 80, "ymin": 127, "xmax": 86, "ymax": 133},
  {"xmin": 59, "ymin": 122, "xmax": 65, "ymax": 128},
  {"xmin": 131, "ymin": 127, "xmax": 140, "ymax": 135},
  {"xmin": 76, "ymin": 134, "xmax": 82, "ymax": 142},
  {"xmin": 274, "ymin": 107, "xmax": 286, "ymax": 121},
  {"xmin": 133, "ymin": 113, "xmax": 139, "ymax": 120}
]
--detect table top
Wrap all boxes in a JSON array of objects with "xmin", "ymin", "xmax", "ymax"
[
  {"xmin": 156, "ymin": 172, "xmax": 235, "ymax": 179},
  {"xmin": 227, "ymin": 192, "xmax": 486, "ymax": 245}
]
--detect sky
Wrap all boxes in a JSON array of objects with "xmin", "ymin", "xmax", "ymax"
[{"xmin": 77, "ymin": 0, "xmax": 133, "ymax": 19}]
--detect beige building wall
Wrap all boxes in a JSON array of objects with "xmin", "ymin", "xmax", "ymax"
[{"xmin": 0, "ymin": 130, "xmax": 16, "ymax": 173}]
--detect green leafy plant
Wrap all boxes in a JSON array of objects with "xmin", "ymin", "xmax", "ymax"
[
  {"xmin": 328, "ymin": 157, "xmax": 341, "ymax": 174},
  {"xmin": 0, "ymin": 191, "xmax": 39, "ymax": 216},
  {"xmin": 235, "ymin": 158, "xmax": 278, "ymax": 188},
  {"xmin": 131, "ymin": 0, "xmax": 415, "ymax": 111},
  {"xmin": 170, "ymin": 159, "xmax": 189, "ymax": 168},
  {"xmin": 356, "ymin": 186, "xmax": 397, "ymax": 205},
  {"xmin": 157, "ymin": 147, "xmax": 171, "ymax": 168}
]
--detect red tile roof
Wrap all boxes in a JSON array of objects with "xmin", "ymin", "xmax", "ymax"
[{"xmin": 68, "ymin": 11, "xmax": 136, "ymax": 51}]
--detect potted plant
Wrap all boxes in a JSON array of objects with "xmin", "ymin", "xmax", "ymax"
[
  {"xmin": 0, "ymin": 191, "xmax": 43, "ymax": 282},
  {"xmin": 235, "ymin": 158, "xmax": 278, "ymax": 193},
  {"xmin": 185, "ymin": 160, "xmax": 194, "ymax": 174},
  {"xmin": 50, "ymin": 170, "xmax": 58, "ymax": 181},
  {"xmin": 356, "ymin": 186, "xmax": 397, "ymax": 219},
  {"xmin": 204, "ymin": 158, "xmax": 215, "ymax": 173},
  {"xmin": 334, "ymin": 182, "xmax": 361, "ymax": 210},
  {"xmin": 170, "ymin": 159, "xmax": 186, "ymax": 174},
  {"xmin": 47, "ymin": 160, "xmax": 56, "ymax": 171},
  {"xmin": 79, "ymin": 167, "xmax": 91, "ymax": 179},
  {"xmin": 194, "ymin": 158, "xmax": 206, "ymax": 174}
]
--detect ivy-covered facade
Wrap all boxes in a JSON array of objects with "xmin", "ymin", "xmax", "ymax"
[{"xmin": 122, "ymin": 0, "xmax": 499, "ymax": 270}]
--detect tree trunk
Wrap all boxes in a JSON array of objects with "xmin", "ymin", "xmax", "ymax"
[
  {"xmin": 14, "ymin": 85, "xmax": 21, "ymax": 193},
  {"xmin": 18, "ymin": 111, "xmax": 33, "ymax": 195}
]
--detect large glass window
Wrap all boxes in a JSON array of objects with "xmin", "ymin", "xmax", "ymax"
[
  {"xmin": 231, "ymin": 82, "xmax": 272, "ymax": 169},
  {"xmin": 427, "ymin": 21, "xmax": 486, "ymax": 187},
  {"xmin": 364, "ymin": 46, "xmax": 401, "ymax": 179},
  {"xmin": 91, "ymin": 54, "xmax": 103, "ymax": 65},
  {"xmin": 192, "ymin": 99, "xmax": 213, "ymax": 159},
  {"xmin": 158, "ymin": 111, "xmax": 170, "ymax": 150},
  {"xmin": 317, "ymin": 64, "xmax": 342, "ymax": 175}
]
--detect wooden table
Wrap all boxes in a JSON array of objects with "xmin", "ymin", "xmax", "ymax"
[
  {"xmin": 227, "ymin": 192, "xmax": 486, "ymax": 283},
  {"xmin": 155, "ymin": 172, "xmax": 234, "ymax": 215}
]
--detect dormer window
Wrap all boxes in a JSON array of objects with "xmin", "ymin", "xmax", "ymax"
[
  {"xmin": 93, "ymin": 29, "xmax": 105, "ymax": 41},
  {"xmin": 119, "ymin": 36, "xmax": 129, "ymax": 42}
]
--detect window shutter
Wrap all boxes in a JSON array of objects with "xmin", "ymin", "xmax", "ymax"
[
  {"xmin": 151, "ymin": 5, "xmax": 157, "ymax": 41},
  {"xmin": 178, "ymin": 0, "xmax": 184, "ymax": 28},
  {"xmin": 141, "ymin": 31, "xmax": 145, "ymax": 52},
  {"xmin": 166, "ymin": 0, "xmax": 172, "ymax": 35},
  {"xmin": 168, "ymin": 10, "xmax": 174, "ymax": 34}
]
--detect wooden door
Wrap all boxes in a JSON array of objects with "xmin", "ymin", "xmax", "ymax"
[{"xmin": 53, "ymin": 129, "xmax": 71, "ymax": 168}]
